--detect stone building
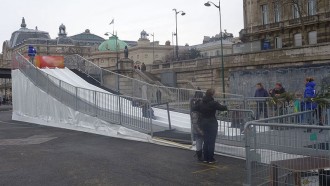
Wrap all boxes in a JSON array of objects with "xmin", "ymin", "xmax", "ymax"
[{"xmin": 240, "ymin": 0, "xmax": 330, "ymax": 51}]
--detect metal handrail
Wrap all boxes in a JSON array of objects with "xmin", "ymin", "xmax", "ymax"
[{"xmin": 14, "ymin": 52, "xmax": 153, "ymax": 133}]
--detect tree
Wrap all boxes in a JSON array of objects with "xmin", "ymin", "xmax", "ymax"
[{"xmin": 188, "ymin": 48, "xmax": 201, "ymax": 59}]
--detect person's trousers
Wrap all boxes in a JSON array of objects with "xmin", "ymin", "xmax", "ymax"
[
  {"xmin": 195, "ymin": 134, "xmax": 203, "ymax": 151},
  {"xmin": 256, "ymin": 102, "xmax": 268, "ymax": 120},
  {"xmin": 203, "ymin": 124, "xmax": 218, "ymax": 162}
]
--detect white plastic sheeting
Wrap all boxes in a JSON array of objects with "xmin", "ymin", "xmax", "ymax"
[
  {"xmin": 12, "ymin": 69, "xmax": 151, "ymax": 142},
  {"xmin": 40, "ymin": 67, "xmax": 192, "ymax": 132}
]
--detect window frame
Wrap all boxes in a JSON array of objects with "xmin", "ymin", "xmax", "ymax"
[
  {"xmin": 275, "ymin": 37, "xmax": 282, "ymax": 49},
  {"xmin": 308, "ymin": 0, "xmax": 316, "ymax": 16},
  {"xmin": 274, "ymin": 2, "xmax": 281, "ymax": 23},
  {"xmin": 308, "ymin": 31, "xmax": 317, "ymax": 45},
  {"xmin": 261, "ymin": 4, "xmax": 269, "ymax": 25},
  {"xmin": 294, "ymin": 33, "xmax": 302, "ymax": 47}
]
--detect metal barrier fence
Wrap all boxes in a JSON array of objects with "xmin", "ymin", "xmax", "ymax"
[
  {"xmin": 12, "ymin": 52, "xmax": 153, "ymax": 134},
  {"xmin": 215, "ymin": 109, "xmax": 255, "ymax": 157},
  {"xmin": 190, "ymin": 96, "xmax": 330, "ymax": 158},
  {"xmin": 64, "ymin": 54, "xmax": 243, "ymax": 113},
  {"xmin": 244, "ymin": 111, "xmax": 330, "ymax": 186}
]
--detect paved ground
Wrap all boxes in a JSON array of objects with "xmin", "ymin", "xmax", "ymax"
[
  {"xmin": 0, "ymin": 111, "xmax": 245, "ymax": 186},
  {"xmin": 0, "ymin": 104, "xmax": 12, "ymax": 111}
]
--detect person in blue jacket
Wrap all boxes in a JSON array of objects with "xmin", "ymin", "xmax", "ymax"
[
  {"xmin": 301, "ymin": 77, "xmax": 317, "ymax": 127},
  {"xmin": 28, "ymin": 45, "xmax": 37, "ymax": 64},
  {"xmin": 302, "ymin": 77, "xmax": 317, "ymax": 110}
]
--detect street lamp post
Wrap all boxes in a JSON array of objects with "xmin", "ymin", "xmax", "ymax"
[
  {"xmin": 204, "ymin": 0, "xmax": 226, "ymax": 96},
  {"xmin": 105, "ymin": 32, "xmax": 120, "ymax": 93},
  {"xmin": 172, "ymin": 9, "xmax": 185, "ymax": 61},
  {"xmin": 150, "ymin": 33, "xmax": 155, "ymax": 63},
  {"xmin": 172, "ymin": 32, "xmax": 176, "ymax": 60}
]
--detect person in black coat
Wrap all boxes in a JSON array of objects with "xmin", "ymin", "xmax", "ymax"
[
  {"xmin": 254, "ymin": 83, "xmax": 269, "ymax": 119},
  {"xmin": 194, "ymin": 87, "xmax": 204, "ymax": 99},
  {"xmin": 193, "ymin": 88, "xmax": 227, "ymax": 164}
]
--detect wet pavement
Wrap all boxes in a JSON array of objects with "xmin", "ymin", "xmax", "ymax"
[{"xmin": 0, "ymin": 111, "xmax": 245, "ymax": 186}]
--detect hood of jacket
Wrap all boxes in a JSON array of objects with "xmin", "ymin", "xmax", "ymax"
[
  {"xmin": 306, "ymin": 81, "xmax": 316, "ymax": 89},
  {"xmin": 202, "ymin": 95, "xmax": 214, "ymax": 103}
]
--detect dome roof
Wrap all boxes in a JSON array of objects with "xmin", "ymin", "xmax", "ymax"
[
  {"xmin": 9, "ymin": 18, "xmax": 50, "ymax": 48},
  {"xmin": 70, "ymin": 29, "xmax": 105, "ymax": 43},
  {"xmin": 57, "ymin": 37, "xmax": 74, "ymax": 45},
  {"xmin": 98, "ymin": 36, "xmax": 128, "ymax": 51}
]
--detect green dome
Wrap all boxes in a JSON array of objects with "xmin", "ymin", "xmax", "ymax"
[{"xmin": 98, "ymin": 35, "xmax": 128, "ymax": 51}]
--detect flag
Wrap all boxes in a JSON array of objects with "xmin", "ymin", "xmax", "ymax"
[{"xmin": 109, "ymin": 19, "xmax": 114, "ymax": 25}]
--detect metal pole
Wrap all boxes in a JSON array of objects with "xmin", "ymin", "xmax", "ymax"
[
  {"xmin": 116, "ymin": 34, "xmax": 120, "ymax": 93},
  {"xmin": 166, "ymin": 102, "xmax": 172, "ymax": 130},
  {"xmin": 4, "ymin": 78, "xmax": 7, "ymax": 104},
  {"xmin": 175, "ymin": 11, "xmax": 179, "ymax": 60},
  {"xmin": 219, "ymin": 0, "xmax": 225, "ymax": 97},
  {"xmin": 152, "ymin": 33, "xmax": 155, "ymax": 63},
  {"xmin": 172, "ymin": 32, "xmax": 175, "ymax": 60}
]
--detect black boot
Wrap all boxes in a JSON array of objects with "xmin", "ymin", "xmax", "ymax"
[{"xmin": 196, "ymin": 150, "xmax": 203, "ymax": 161}]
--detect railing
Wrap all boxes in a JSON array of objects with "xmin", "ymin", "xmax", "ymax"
[
  {"xmin": 244, "ymin": 110, "xmax": 330, "ymax": 186},
  {"xmin": 64, "ymin": 54, "xmax": 242, "ymax": 113},
  {"xmin": 13, "ymin": 52, "xmax": 153, "ymax": 134},
  {"xmin": 289, "ymin": 15, "xmax": 318, "ymax": 25},
  {"xmin": 202, "ymin": 96, "xmax": 329, "ymax": 158}
]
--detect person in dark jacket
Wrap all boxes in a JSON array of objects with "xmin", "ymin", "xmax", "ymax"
[
  {"xmin": 190, "ymin": 98, "xmax": 204, "ymax": 161},
  {"xmin": 269, "ymin": 83, "xmax": 286, "ymax": 118},
  {"xmin": 194, "ymin": 87, "xmax": 204, "ymax": 99},
  {"xmin": 141, "ymin": 63, "xmax": 146, "ymax": 72},
  {"xmin": 254, "ymin": 83, "xmax": 269, "ymax": 119},
  {"xmin": 270, "ymin": 83, "xmax": 286, "ymax": 98},
  {"xmin": 156, "ymin": 89, "xmax": 162, "ymax": 104},
  {"xmin": 193, "ymin": 88, "xmax": 227, "ymax": 164}
]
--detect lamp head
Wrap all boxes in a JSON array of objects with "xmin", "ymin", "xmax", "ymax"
[
  {"xmin": 105, "ymin": 33, "xmax": 109, "ymax": 36},
  {"xmin": 181, "ymin": 12, "xmax": 186, "ymax": 16},
  {"xmin": 204, "ymin": 2, "xmax": 211, "ymax": 7}
]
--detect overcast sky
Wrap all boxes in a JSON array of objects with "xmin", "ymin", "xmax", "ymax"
[{"xmin": 0, "ymin": 0, "xmax": 243, "ymax": 52}]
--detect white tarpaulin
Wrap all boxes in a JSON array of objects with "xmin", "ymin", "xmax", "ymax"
[{"xmin": 11, "ymin": 69, "xmax": 151, "ymax": 142}]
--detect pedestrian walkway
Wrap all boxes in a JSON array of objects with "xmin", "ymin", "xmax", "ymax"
[
  {"xmin": 0, "ymin": 111, "xmax": 245, "ymax": 186},
  {"xmin": 0, "ymin": 105, "xmax": 12, "ymax": 111}
]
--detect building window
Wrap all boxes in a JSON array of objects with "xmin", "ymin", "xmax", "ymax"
[
  {"xmin": 293, "ymin": 3, "xmax": 300, "ymax": 19},
  {"xmin": 275, "ymin": 37, "xmax": 282, "ymax": 48},
  {"xmin": 308, "ymin": 0, "xmax": 316, "ymax": 15},
  {"xmin": 294, "ymin": 33, "xmax": 302, "ymax": 47},
  {"xmin": 308, "ymin": 31, "xmax": 317, "ymax": 44},
  {"xmin": 261, "ymin": 4, "xmax": 269, "ymax": 25},
  {"xmin": 274, "ymin": 3, "xmax": 281, "ymax": 23}
]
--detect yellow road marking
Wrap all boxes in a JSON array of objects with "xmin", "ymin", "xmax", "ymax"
[{"xmin": 192, "ymin": 167, "xmax": 217, "ymax": 174}]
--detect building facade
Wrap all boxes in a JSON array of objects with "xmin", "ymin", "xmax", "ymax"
[{"xmin": 240, "ymin": 0, "xmax": 330, "ymax": 50}]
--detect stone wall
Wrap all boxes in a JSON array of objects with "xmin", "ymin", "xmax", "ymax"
[{"xmin": 146, "ymin": 43, "xmax": 330, "ymax": 94}]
